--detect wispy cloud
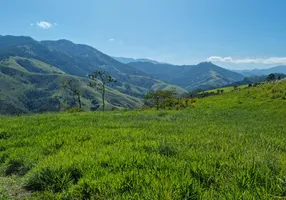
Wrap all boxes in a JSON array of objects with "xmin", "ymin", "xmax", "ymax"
[
  {"xmin": 30, "ymin": 23, "xmax": 34, "ymax": 26},
  {"xmin": 109, "ymin": 38, "xmax": 115, "ymax": 42},
  {"xmin": 36, "ymin": 21, "xmax": 53, "ymax": 29},
  {"xmin": 208, "ymin": 56, "xmax": 286, "ymax": 65}
]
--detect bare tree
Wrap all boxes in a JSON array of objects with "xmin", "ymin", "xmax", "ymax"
[
  {"xmin": 61, "ymin": 79, "xmax": 82, "ymax": 108},
  {"xmin": 88, "ymin": 70, "xmax": 116, "ymax": 111}
]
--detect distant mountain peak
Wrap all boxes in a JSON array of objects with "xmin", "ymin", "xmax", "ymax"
[
  {"xmin": 234, "ymin": 65, "xmax": 286, "ymax": 77},
  {"xmin": 55, "ymin": 39, "xmax": 75, "ymax": 44},
  {"xmin": 113, "ymin": 56, "xmax": 162, "ymax": 65}
]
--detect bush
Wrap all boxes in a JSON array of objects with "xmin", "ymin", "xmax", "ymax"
[
  {"xmin": 25, "ymin": 165, "xmax": 83, "ymax": 193},
  {"xmin": 0, "ymin": 132, "xmax": 10, "ymax": 140},
  {"xmin": 71, "ymin": 179, "xmax": 103, "ymax": 199},
  {"xmin": 5, "ymin": 159, "xmax": 30, "ymax": 176}
]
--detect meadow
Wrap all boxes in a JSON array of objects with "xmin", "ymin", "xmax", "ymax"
[{"xmin": 0, "ymin": 81, "xmax": 286, "ymax": 199}]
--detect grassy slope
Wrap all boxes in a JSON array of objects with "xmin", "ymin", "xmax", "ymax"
[
  {"xmin": 201, "ymin": 84, "xmax": 249, "ymax": 94},
  {"xmin": 0, "ymin": 82, "xmax": 286, "ymax": 199},
  {"xmin": 0, "ymin": 56, "xmax": 66, "ymax": 74},
  {"xmin": 0, "ymin": 57, "xmax": 143, "ymax": 114},
  {"xmin": 0, "ymin": 57, "xmax": 185, "ymax": 112}
]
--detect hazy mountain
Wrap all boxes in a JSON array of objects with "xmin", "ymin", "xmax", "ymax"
[
  {"xmin": 234, "ymin": 65, "xmax": 286, "ymax": 76},
  {"xmin": 224, "ymin": 73, "xmax": 286, "ymax": 87},
  {"xmin": 129, "ymin": 61, "xmax": 244, "ymax": 91},
  {"xmin": 113, "ymin": 56, "xmax": 161, "ymax": 64}
]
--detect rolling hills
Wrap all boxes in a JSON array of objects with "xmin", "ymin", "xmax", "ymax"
[
  {"xmin": 0, "ymin": 35, "xmax": 187, "ymax": 114},
  {"xmin": 0, "ymin": 56, "xmax": 144, "ymax": 114},
  {"xmin": 128, "ymin": 61, "xmax": 244, "ymax": 91}
]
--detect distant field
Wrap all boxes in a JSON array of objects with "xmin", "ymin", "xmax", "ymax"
[{"xmin": 0, "ymin": 82, "xmax": 286, "ymax": 199}]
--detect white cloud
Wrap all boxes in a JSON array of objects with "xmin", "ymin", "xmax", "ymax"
[
  {"xmin": 207, "ymin": 56, "xmax": 286, "ymax": 65},
  {"xmin": 30, "ymin": 23, "xmax": 34, "ymax": 26},
  {"xmin": 36, "ymin": 21, "xmax": 53, "ymax": 29},
  {"xmin": 109, "ymin": 38, "xmax": 115, "ymax": 42}
]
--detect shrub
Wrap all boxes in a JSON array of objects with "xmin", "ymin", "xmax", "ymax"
[
  {"xmin": 0, "ymin": 132, "xmax": 10, "ymax": 140},
  {"xmin": 158, "ymin": 142, "xmax": 177, "ymax": 157},
  {"xmin": 71, "ymin": 179, "xmax": 104, "ymax": 199},
  {"xmin": 5, "ymin": 159, "xmax": 30, "ymax": 176},
  {"xmin": 25, "ymin": 165, "xmax": 83, "ymax": 193}
]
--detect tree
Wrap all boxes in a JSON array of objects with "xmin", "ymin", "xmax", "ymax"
[
  {"xmin": 88, "ymin": 70, "xmax": 117, "ymax": 111},
  {"xmin": 144, "ymin": 90, "xmax": 176, "ymax": 110},
  {"xmin": 61, "ymin": 79, "xmax": 82, "ymax": 108},
  {"xmin": 266, "ymin": 73, "xmax": 276, "ymax": 82}
]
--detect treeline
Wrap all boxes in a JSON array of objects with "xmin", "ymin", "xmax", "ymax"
[{"xmin": 144, "ymin": 90, "xmax": 196, "ymax": 110}]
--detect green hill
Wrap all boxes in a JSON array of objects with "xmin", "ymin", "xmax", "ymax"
[
  {"xmin": 0, "ymin": 36, "xmax": 187, "ymax": 114},
  {"xmin": 0, "ymin": 57, "xmax": 143, "ymax": 114},
  {"xmin": 0, "ymin": 81, "xmax": 285, "ymax": 199}
]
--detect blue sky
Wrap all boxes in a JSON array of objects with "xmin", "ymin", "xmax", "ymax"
[{"xmin": 1, "ymin": 0, "xmax": 286, "ymax": 69}]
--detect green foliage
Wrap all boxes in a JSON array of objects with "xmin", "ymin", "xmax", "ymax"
[
  {"xmin": 144, "ymin": 90, "xmax": 194, "ymax": 110},
  {"xmin": 0, "ymin": 82, "xmax": 285, "ymax": 199},
  {"xmin": 144, "ymin": 90, "xmax": 176, "ymax": 110},
  {"xmin": 267, "ymin": 73, "xmax": 276, "ymax": 82}
]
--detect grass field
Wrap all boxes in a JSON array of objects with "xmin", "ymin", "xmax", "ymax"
[
  {"xmin": 0, "ymin": 82, "xmax": 286, "ymax": 199},
  {"xmin": 200, "ymin": 84, "xmax": 249, "ymax": 94}
]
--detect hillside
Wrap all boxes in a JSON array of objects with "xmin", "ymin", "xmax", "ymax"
[
  {"xmin": 0, "ymin": 35, "xmax": 186, "ymax": 94},
  {"xmin": 0, "ymin": 57, "xmax": 143, "ymax": 114},
  {"xmin": 0, "ymin": 36, "xmax": 188, "ymax": 114},
  {"xmin": 128, "ymin": 61, "xmax": 244, "ymax": 91},
  {"xmin": 0, "ymin": 81, "xmax": 285, "ymax": 199}
]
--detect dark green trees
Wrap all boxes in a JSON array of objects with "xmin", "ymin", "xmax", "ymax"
[
  {"xmin": 144, "ymin": 90, "xmax": 186, "ymax": 110},
  {"xmin": 266, "ymin": 73, "xmax": 276, "ymax": 82},
  {"xmin": 88, "ymin": 70, "xmax": 117, "ymax": 111},
  {"xmin": 144, "ymin": 90, "xmax": 194, "ymax": 110}
]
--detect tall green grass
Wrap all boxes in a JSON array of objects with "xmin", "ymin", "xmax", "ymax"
[{"xmin": 0, "ymin": 82, "xmax": 286, "ymax": 199}]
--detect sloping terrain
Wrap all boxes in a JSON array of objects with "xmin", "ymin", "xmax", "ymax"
[
  {"xmin": 0, "ymin": 81, "xmax": 285, "ymax": 199},
  {"xmin": 0, "ymin": 57, "xmax": 143, "ymax": 114},
  {"xmin": 128, "ymin": 61, "xmax": 244, "ymax": 91},
  {"xmin": 0, "ymin": 36, "xmax": 188, "ymax": 114}
]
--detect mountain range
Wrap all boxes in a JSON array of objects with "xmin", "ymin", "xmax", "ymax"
[
  {"xmin": 233, "ymin": 66, "xmax": 286, "ymax": 77},
  {"xmin": 112, "ymin": 57, "xmax": 162, "ymax": 65},
  {"xmin": 0, "ymin": 35, "xmax": 284, "ymax": 114},
  {"xmin": 127, "ymin": 61, "xmax": 244, "ymax": 91},
  {"xmin": 0, "ymin": 35, "xmax": 185, "ymax": 114}
]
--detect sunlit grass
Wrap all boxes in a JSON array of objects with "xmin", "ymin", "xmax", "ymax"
[{"xmin": 0, "ymin": 82, "xmax": 286, "ymax": 199}]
